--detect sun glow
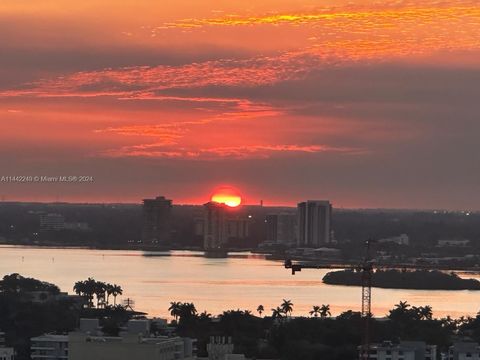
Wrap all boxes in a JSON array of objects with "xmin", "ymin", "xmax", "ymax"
[{"xmin": 211, "ymin": 186, "xmax": 242, "ymax": 207}]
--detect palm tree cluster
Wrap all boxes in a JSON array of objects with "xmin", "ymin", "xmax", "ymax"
[
  {"xmin": 168, "ymin": 301, "xmax": 198, "ymax": 322},
  {"xmin": 73, "ymin": 278, "xmax": 122, "ymax": 309},
  {"xmin": 309, "ymin": 304, "xmax": 331, "ymax": 318},
  {"xmin": 270, "ymin": 299, "xmax": 294, "ymax": 318},
  {"xmin": 388, "ymin": 301, "xmax": 433, "ymax": 321}
]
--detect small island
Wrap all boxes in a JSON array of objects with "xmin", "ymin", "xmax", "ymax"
[{"xmin": 322, "ymin": 269, "xmax": 480, "ymax": 290}]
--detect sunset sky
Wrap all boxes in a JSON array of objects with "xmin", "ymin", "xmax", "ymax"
[{"xmin": 1, "ymin": 0, "xmax": 479, "ymax": 209}]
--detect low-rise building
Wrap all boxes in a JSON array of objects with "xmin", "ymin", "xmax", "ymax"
[
  {"xmin": 31, "ymin": 319, "xmax": 195, "ymax": 360},
  {"xmin": 39, "ymin": 213, "xmax": 66, "ymax": 232},
  {"xmin": 63, "ymin": 222, "xmax": 91, "ymax": 232},
  {"xmin": 0, "ymin": 347, "xmax": 14, "ymax": 360},
  {"xmin": 378, "ymin": 234, "xmax": 409, "ymax": 246},
  {"xmin": 285, "ymin": 247, "xmax": 341, "ymax": 260},
  {"xmin": 437, "ymin": 239, "xmax": 470, "ymax": 247},
  {"xmin": 0, "ymin": 331, "xmax": 14, "ymax": 360},
  {"xmin": 203, "ymin": 336, "xmax": 234, "ymax": 360},
  {"xmin": 448, "ymin": 342, "xmax": 480, "ymax": 360},
  {"xmin": 359, "ymin": 341, "xmax": 436, "ymax": 360},
  {"xmin": 69, "ymin": 333, "xmax": 193, "ymax": 360},
  {"xmin": 30, "ymin": 334, "xmax": 68, "ymax": 360},
  {"xmin": 313, "ymin": 247, "xmax": 342, "ymax": 259}
]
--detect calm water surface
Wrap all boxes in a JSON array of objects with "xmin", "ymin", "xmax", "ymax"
[{"xmin": 1, "ymin": 246, "xmax": 480, "ymax": 319}]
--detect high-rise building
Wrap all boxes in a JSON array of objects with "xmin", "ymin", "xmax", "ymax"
[
  {"xmin": 266, "ymin": 213, "xmax": 297, "ymax": 245},
  {"xmin": 297, "ymin": 200, "xmax": 332, "ymax": 247},
  {"xmin": 142, "ymin": 196, "xmax": 173, "ymax": 244},
  {"xmin": 203, "ymin": 202, "xmax": 228, "ymax": 250},
  {"xmin": 203, "ymin": 202, "xmax": 250, "ymax": 250}
]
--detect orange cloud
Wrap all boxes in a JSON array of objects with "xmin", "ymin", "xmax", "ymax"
[
  {"xmin": 3, "ymin": 1, "xmax": 480, "ymax": 103},
  {"xmin": 1, "ymin": 0, "xmax": 477, "ymax": 169},
  {"xmin": 102, "ymin": 143, "xmax": 363, "ymax": 160},
  {"xmin": 161, "ymin": 3, "xmax": 480, "ymax": 28},
  {"xmin": 0, "ymin": 56, "xmax": 299, "ymax": 99},
  {"xmin": 155, "ymin": 2, "xmax": 480, "ymax": 60}
]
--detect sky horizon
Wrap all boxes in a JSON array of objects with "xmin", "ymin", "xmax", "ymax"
[
  {"xmin": 1, "ymin": 1, "xmax": 479, "ymax": 210},
  {"xmin": 0, "ymin": 197, "xmax": 476, "ymax": 213}
]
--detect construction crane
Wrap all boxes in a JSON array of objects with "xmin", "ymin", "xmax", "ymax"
[
  {"xmin": 360, "ymin": 239, "xmax": 374, "ymax": 360},
  {"xmin": 285, "ymin": 239, "xmax": 375, "ymax": 360}
]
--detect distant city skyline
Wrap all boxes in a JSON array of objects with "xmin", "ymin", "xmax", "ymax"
[
  {"xmin": 1, "ymin": 1, "xmax": 480, "ymax": 210},
  {"xmin": 0, "ymin": 193, "xmax": 477, "ymax": 212}
]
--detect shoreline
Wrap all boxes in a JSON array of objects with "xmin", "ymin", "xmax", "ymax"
[{"xmin": 3, "ymin": 242, "xmax": 480, "ymax": 274}]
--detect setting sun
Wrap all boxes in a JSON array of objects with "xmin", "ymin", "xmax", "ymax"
[{"xmin": 211, "ymin": 186, "xmax": 242, "ymax": 207}]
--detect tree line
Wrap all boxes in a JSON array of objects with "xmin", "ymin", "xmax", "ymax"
[
  {"xmin": 169, "ymin": 299, "xmax": 332, "ymax": 322},
  {"xmin": 6, "ymin": 273, "xmax": 480, "ymax": 360}
]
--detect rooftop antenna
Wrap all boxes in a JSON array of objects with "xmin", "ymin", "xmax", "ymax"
[{"xmin": 123, "ymin": 298, "xmax": 135, "ymax": 311}]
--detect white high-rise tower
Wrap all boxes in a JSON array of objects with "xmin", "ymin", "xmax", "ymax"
[{"xmin": 297, "ymin": 200, "xmax": 332, "ymax": 247}]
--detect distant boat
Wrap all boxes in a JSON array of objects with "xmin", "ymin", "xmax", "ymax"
[
  {"xmin": 204, "ymin": 248, "xmax": 228, "ymax": 258},
  {"xmin": 142, "ymin": 250, "xmax": 171, "ymax": 257}
]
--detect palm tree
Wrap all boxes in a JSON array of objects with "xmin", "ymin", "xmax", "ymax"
[
  {"xmin": 111, "ymin": 284, "xmax": 123, "ymax": 305},
  {"xmin": 418, "ymin": 305, "xmax": 433, "ymax": 320},
  {"xmin": 178, "ymin": 302, "xmax": 197, "ymax": 322},
  {"xmin": 73, "ymin": 280, "xmax": 88, "ymax": 307},
  {"xmin": 320, "ymin": 304, "xmax": 331, "ymax": 318},
  {"xmin": 457, "ymin": 316, "xmax": 472, "ymax": 327},
  {"xmin": 94, "ymin": 281, "xmax": 107, "ymax": 308},
  {"xmin": 441, "ymin": 315, "xmax": 456, "ymax": 331},
  {"xmin": 199, "ymin": 311, "xmax": 212, "ymax": 321},
  {"xmin": 395, "ymin": 301, "xmax": 410, "ymax": 312},
  {"xmin": 257, "ymin": 305, "xmax": 264, "ymax": 317},
  {"xmin": 105, "ymin": 283, "xmax": 115, "ymax": 306},
  {"xmin": 310, "ymin": 305, "xmax": 321, "ymax": 318},
  {"xmin": 185, "ymin": 302, "xmax": 197, "ymax": 316},
  {"xmin": 84, "ymin": 278, "xmax": 97, "ymax": 308},
  {"xmin": 281, "ymin": 299, "xmax": 294, "ymax": 317},
  {"xmin": 169, "ymin": 301, "xmax": 182, "ymax": 321},
  {"xmin": 271, "ymin": 306, "xmax": 284, "ymax": 319},
  {"xmin": 389, "ymin": 300, "xmax": 413, "ymax": 321},
  {"xmin": 73, "ymin": 280, "xmax": 85, "ymax": 297}
]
